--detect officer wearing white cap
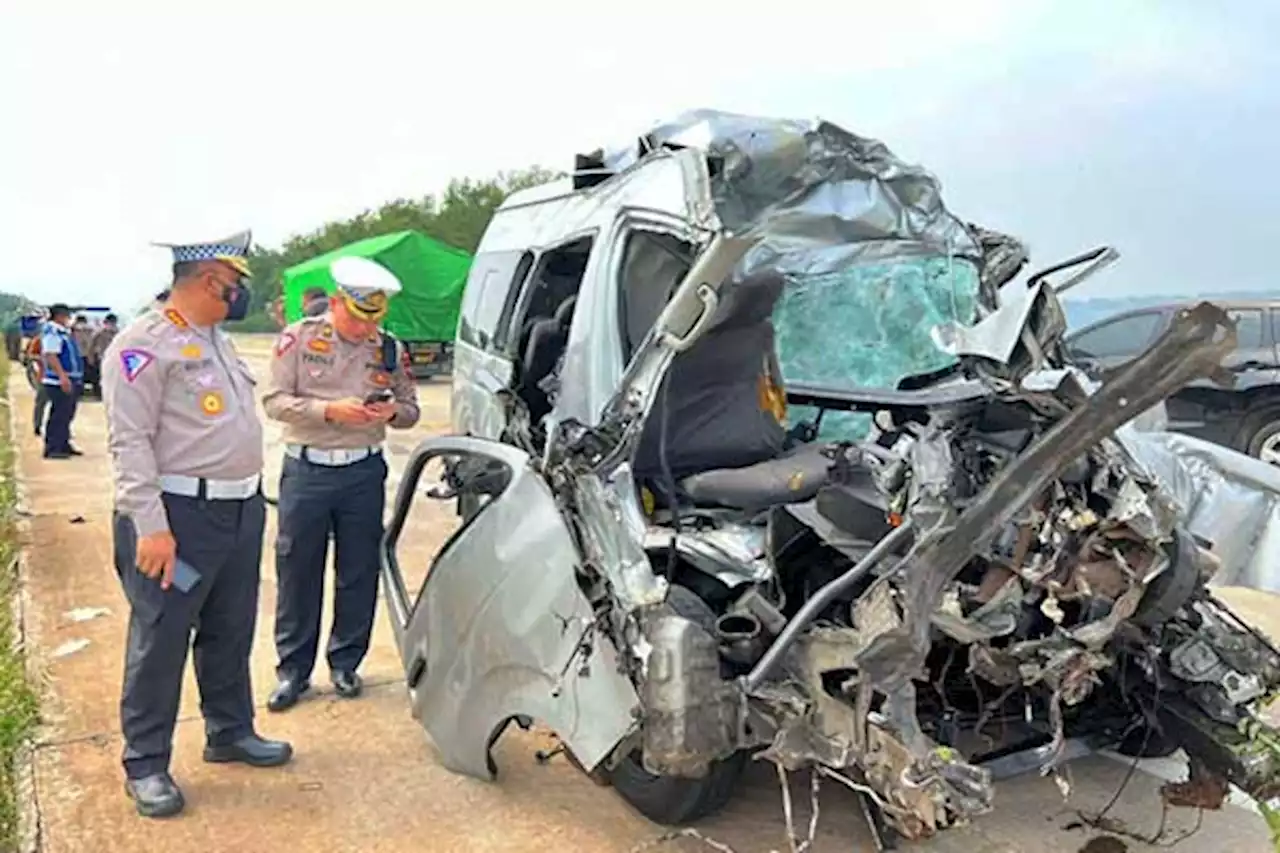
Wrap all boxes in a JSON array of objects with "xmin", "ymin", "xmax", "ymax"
[
  {"xmin": 102, "ymin": 230, "xmax": 292, "ymax": 818},
  {"xmin": 262, "ymin": 256, "xmax": 420, "ymax": 711}
]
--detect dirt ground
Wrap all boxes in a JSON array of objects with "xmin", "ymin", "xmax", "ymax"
[{"xmin": 11, "ymin": 335, "xmax": 1279, "ymax": 853}]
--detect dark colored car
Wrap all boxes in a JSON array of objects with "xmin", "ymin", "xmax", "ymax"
[{"xmin": 1066, "ymin": 299, "xmax": 1280, "ymax": 462}]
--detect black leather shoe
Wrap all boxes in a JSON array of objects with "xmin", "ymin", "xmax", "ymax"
[
  {"xmin": 203, "ymin": 734, "xmax": 293, "ymax": 767},
  {"xmin": 67, "ymin": 446, "xmax": 83, "ymax": 456},
  {"xmin": 332, "ymin": 670, "xmax": 363, "ymax": 699},
  {"xmin": 124, "ymin": 772, "xmax": 185, "ymax": 818},
  {"xmin": 267, "ymin": 677, "xmax": 309, "ymax": 712}
]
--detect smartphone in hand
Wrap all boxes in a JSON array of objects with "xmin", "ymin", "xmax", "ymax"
[
  {"xmin": 363, "ymin": 389, "xmax": 394, "ymax": 405},
  {"xmin": 172, "ymin": 558, "xmax": 202, "ymax": 594}
]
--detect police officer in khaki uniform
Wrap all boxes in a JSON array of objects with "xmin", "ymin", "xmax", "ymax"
[
  {"xmin": 103, "ymin": 230, "xmax": 291, "ymax": 819},
  {"xmin": 262, "ymin": 256, "xmax": 420, "ymax": 711}
]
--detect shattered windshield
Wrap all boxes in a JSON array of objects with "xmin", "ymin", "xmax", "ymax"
[{"xmin": 774, "ymin": 255, "xmax": 982, "ymax": 439}]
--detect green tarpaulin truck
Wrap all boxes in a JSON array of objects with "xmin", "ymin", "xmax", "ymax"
[{"xmin": 280, "ymin": 230, "xmax": 472, "ymax": 379}]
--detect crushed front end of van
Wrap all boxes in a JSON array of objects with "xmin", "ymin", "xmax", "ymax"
[{"xmin": 381, "ymin": 110, "xmax": 1280, "ymax": 847}]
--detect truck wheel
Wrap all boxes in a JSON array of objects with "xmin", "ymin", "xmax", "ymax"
[
  {"xmin": 608, "ymin": 585, "xmax": 746, "ymax": 825},
  {"xmin": 1243, "ymin": 409, "xmax": 1280, "ymax": 465}
]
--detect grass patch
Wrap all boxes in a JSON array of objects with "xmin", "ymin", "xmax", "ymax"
[{"xmin": 0, "ymin": 355, "xmax": 40, "ymax": 847}]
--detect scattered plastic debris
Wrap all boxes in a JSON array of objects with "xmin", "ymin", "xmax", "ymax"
[
  {"xmin": 52, "ymin": 639, "xmax": 89, "ymax": 658},
  {"xmin": 63, "ymin": 607, "xmax": 109, "ymax": 623}
]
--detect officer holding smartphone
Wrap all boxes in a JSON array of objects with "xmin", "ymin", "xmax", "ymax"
[
  {"xmin": 103, "ymin": 230, "xmax": 292, "ymax": 819},
  {"xmin": 261, "ymin": 256, "xmax": 420, "ymax": 712}
]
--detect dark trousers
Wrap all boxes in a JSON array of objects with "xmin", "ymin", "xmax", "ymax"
[
  {"xmin": 274, "ymin": 452, "xmax": 386, "ymax": 681},
  {"xmin": 32, "ymin": 385, "xmax": 49, "ymax": 435},
  {"xmin": 113, "ymin": 492, "xmax": 266, "ymax": 779},
  {"xmin": 43, "ymin": 383, "xmax": 80, "ymax": 455}
]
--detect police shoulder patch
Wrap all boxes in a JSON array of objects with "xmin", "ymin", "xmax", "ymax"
[
  {"xmin": 275, "ymin": 332, "xmax": 297, "ymax": 357},
  {"xmin": 119, "ymin": 348, "xmax": 156, "ymax": 383}
]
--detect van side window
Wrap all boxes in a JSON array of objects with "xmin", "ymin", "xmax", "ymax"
[
  {"xmin": 507, "ymin": 235, "xmax": 596, "ymax": 424},
  {"xmin": 1227, "ymin": 308, "xmax": 1264, "ymax": 349},
  {"xmin": 617, "ymin": 230, "xmax": 697, "ymax": 362},
  {"xmin": 492, "ymin": 252, "xmax": 536, "ymax": 351},
  {"xmin": 457, "ymin": 250, "xmax": 532, "ymax": 350}
]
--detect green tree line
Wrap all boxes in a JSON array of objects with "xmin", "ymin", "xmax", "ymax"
[{"xmin": 230, "ymin": 166, "xmax": 562, "ymax": 332}]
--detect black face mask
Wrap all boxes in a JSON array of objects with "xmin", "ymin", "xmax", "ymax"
[{"xmin": 219, "ymin": 278, "xmax": 252, "ymax": 323}]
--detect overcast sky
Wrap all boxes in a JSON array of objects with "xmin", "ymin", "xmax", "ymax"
[{"xmin": 1, "ymin": 1, "xmax": 1276, "ymax": 309}]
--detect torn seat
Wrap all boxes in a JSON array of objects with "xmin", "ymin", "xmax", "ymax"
[{"xmin": 679, "ymin": 443, "xmax": 832, "ymax": 511}]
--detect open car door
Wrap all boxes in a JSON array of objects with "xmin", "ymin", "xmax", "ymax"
[{"xmin": 379, "ymin": 435, "xmax": 639, "ymax": 779}]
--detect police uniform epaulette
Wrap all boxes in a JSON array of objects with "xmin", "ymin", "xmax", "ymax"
[{"xmin": 139, "ymin": 311, "xmax": 172, "ymax": 336}]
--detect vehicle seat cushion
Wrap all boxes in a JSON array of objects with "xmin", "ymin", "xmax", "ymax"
[
  {"xmin": 635, "ymin": 321, "xmax": 787, "ymax": 481},
  {"xmin": 679, "ymin": 443, "xmax": 832, "ymax": 511}
]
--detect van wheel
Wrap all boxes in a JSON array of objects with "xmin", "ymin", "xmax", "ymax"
[
  {"xmin": 608, "ymin": 585, "xmax": 746, "ymax": 825},
  {"xmin": 1243, "ymin": 409, "xmax": 1280, "ymax": 465},
  {"xmin": 609, "ymin": 749, "xmax": 747, "ymax": 825}
]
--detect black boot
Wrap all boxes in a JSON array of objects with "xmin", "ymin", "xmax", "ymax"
[
  {"xmin": 332, "ymin": 670, "xmax": 363, "ymax": 699},
  {"xmin": 203, "ymin": 734, "xmax": 293, "ymax": 767},
  {"xmin": 267, "ymin": 676, "xmax": 310, "ymax": 712},
  {"xmin": 124, "ymin": 772, "xmax": 185, "ymax": 818}
]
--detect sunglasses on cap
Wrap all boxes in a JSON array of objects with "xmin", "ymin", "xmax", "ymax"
[{"xmin": 339, "ymin": 287, "xmax": 389, "ymax": 322}]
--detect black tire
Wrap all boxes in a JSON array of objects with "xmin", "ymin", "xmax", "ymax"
[
  {"xmin": 1242, "ymin": 407, "xmax": 1280, "ymax": 464},
  {"xmin": 609, "ymin": 749, "xmax": 747, "ymax": 825},
  {"xmin": 607, "ymin": 585, "xmax": 746, "ymax": 825}
]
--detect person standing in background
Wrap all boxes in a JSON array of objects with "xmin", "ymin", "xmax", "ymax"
[
  {"xmin": 40, "ymin": 303, "xmax": 85, "ymax": 459},
  {"xmin": 72, "ymin": 314, "xmax": 93, "ymax": 356},
  {"xmin": 302, "ymin": 287, "xmax": 329, "ymax": 318},
  {"xmin": 85, "ymin": 313, "xmax": 119, "ymax": 396}
]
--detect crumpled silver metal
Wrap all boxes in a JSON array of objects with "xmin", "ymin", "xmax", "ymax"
[
  {"xmin": 1119, "ymin": 426, "xmax": 1280, "ymax": 593},
  {"xmin": 602, "ymin": 108, "xmax": 1001, "ymax": 281}
]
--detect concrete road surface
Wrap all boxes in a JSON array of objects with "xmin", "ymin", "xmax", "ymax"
[{"xmin": 11, "ymin": 334, "xmax": 1278, "ymax": 853}]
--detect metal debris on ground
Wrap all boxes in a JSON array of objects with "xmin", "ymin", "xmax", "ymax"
[
  {"xmin": 775, "ymin": 763, "xmax": 821, "ymax": 853},
  {"xmin": 1159, "ymin": 759, "xmax": 1229, "ymax": 810},
  {"xmin": 626, "ymin": 828, "xmax": 744, "ymax": 853},
  {"xmin": 1075, "ymin": 746, "xmax": 1206, "ymax": 848}
]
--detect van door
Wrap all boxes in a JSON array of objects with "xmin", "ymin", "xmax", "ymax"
[
  {"xmin": 451, "ymin": 250, "xmax": 534, "ymax": 439},
  {"xmin": 379, "ymin": 435, "xmax": 640, "ymax": 781}
]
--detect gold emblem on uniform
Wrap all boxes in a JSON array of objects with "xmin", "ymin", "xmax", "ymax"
[
  {"xmin": 787, "ymin": 471, "xmax": 806, "ymax": 491},
  {"xmin": 199, "ymin": 391, "xmax": 225, "ymax": 416},
  {"xmin": 308, "ymin": 338, "xmax": 332, "ymax": 354},
  {"xmin": 164, "ymin": 308, "xmax": 189, "ymax": 329},
  {"xmin": 320, "ymin": 323, "xmax": 334, "ymax": 338},
  {"xmin": 181, "ymin": 343, "xmax": 202, "ymax": 359},
  {"xmin": 371, "ymin": 371, "xmax": 390, "ymax": 388}
]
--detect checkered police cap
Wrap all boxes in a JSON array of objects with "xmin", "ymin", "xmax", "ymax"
[{"xmin": 153, "ymin": 230, "xmax": 252, "ymax": 276}]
